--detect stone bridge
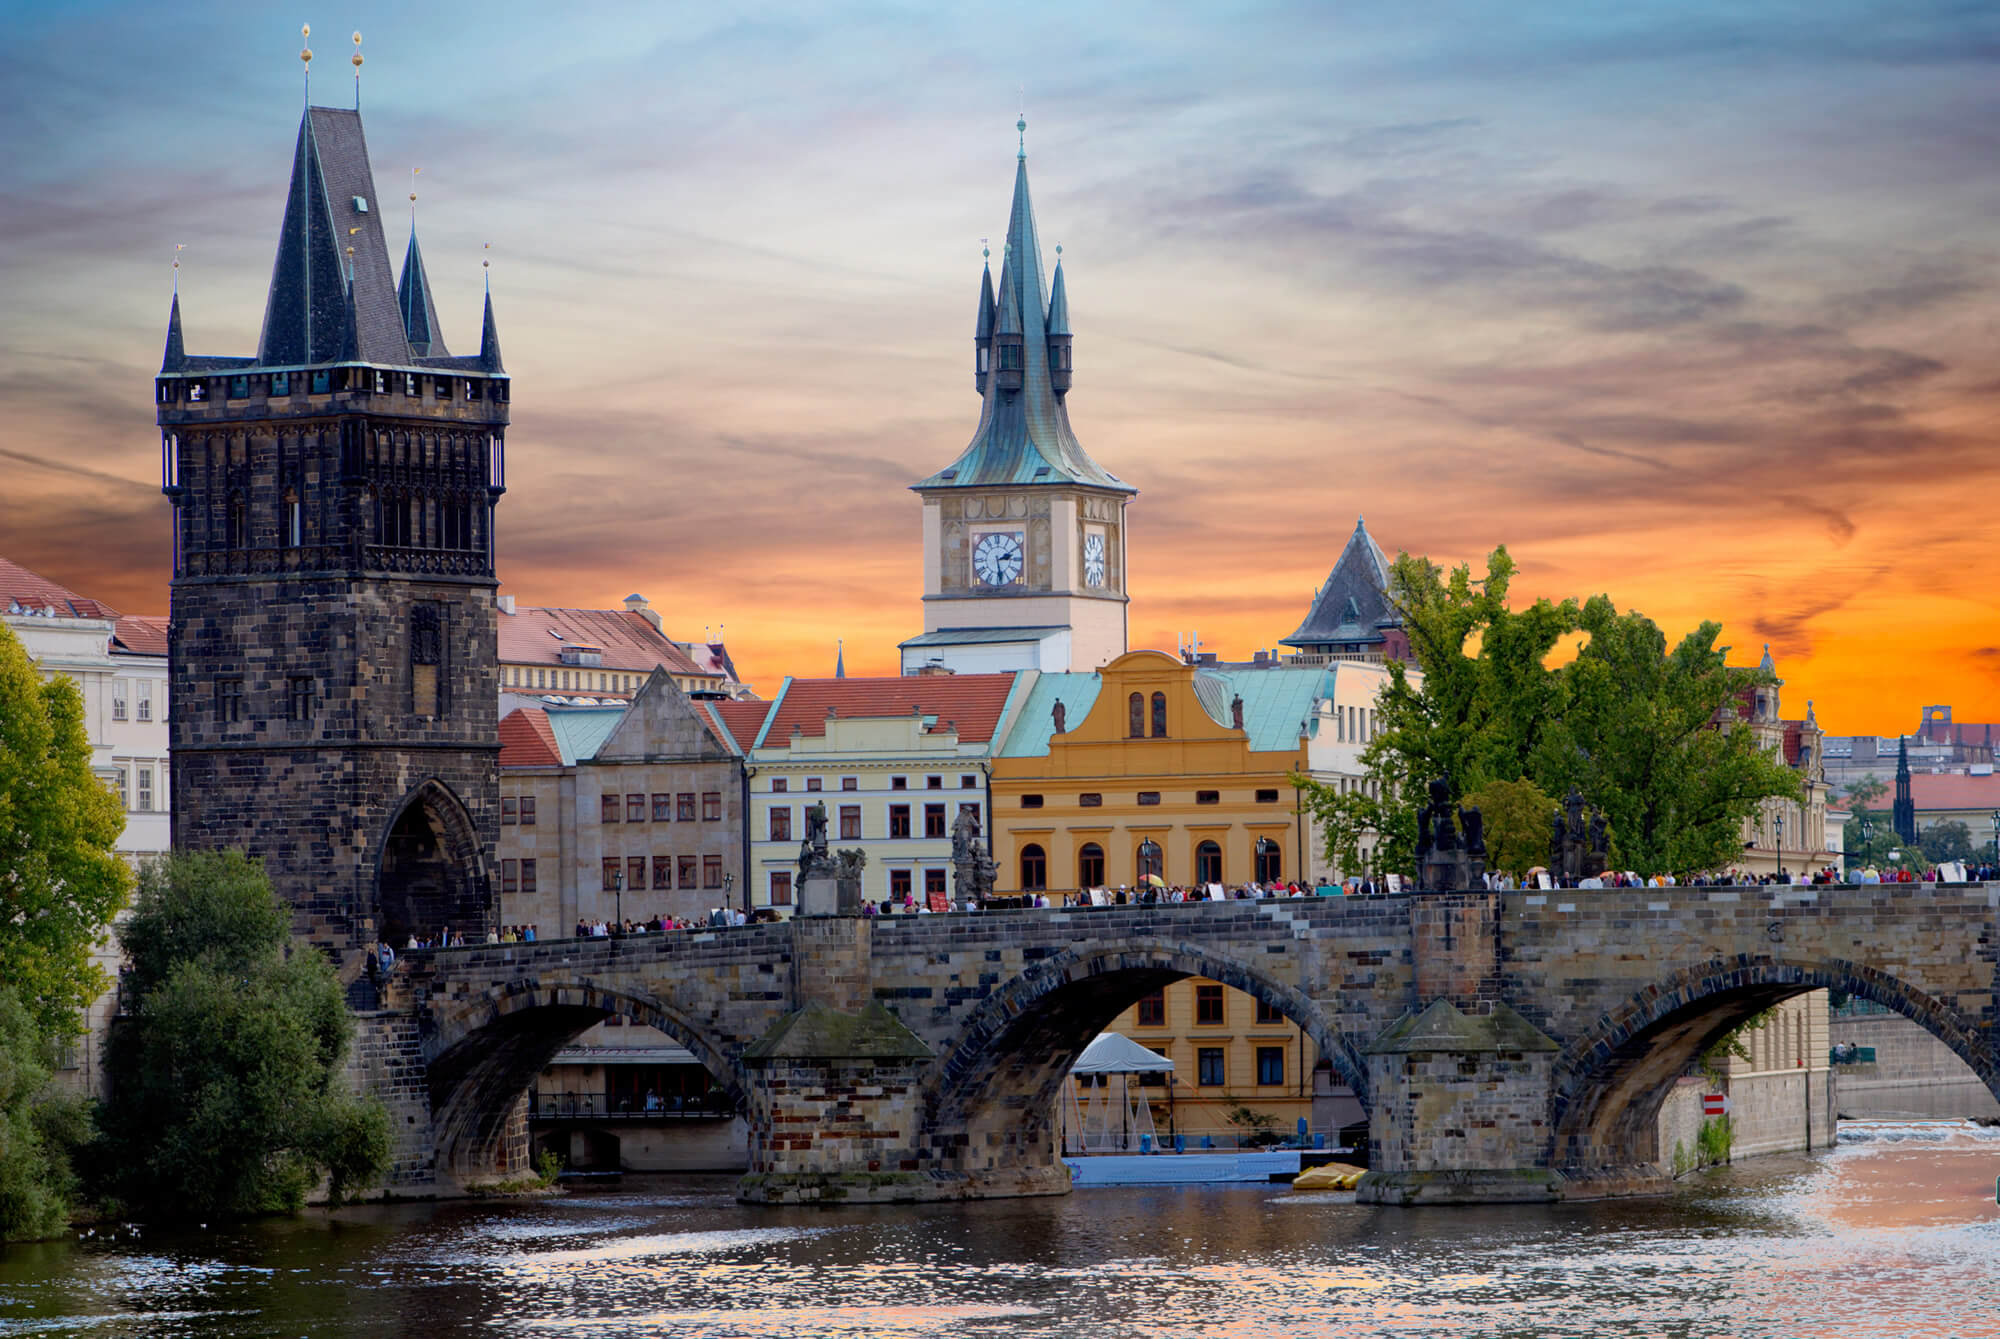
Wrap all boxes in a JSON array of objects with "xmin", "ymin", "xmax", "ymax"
[{"xmin": 354, "ymin": 884, "xmax": 2000, "ymax": 1205}]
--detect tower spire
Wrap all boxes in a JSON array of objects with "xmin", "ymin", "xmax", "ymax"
[
  {"xmin": 478, "ymin": 248, "xmax": 505, "ymax": 373},
  {"xmin": 973, "ymin": 241, "xmax": 995, "ymax": 394},
  {"xmin": 397, "ymin": 179, "xmax": 448, "ymax": 357}
]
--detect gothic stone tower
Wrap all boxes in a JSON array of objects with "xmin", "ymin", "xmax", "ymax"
[
  {"xmin": 900, "ymin": 119, "xmax": 1137, "ymax": 676},
  {"xmin": 157, "ymin": 103, "xmax": 507, "ymax": 951}
]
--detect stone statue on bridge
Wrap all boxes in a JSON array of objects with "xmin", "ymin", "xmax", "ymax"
[
  {"xmin": 1550, "ymin": 790, "xmax": 1610, "ymax": 882},
  {"xmin": 1414, "ymin": 774, "xmax": 1485, "ymax": 891},
  {"xmin": 834, "ymin": 848, "xmax": 866, "ymax": 914},
  {"xmin": 796, "ymin": 801, "xmax": 839, "ymax": 915},
  {"xmin": 951, "ymin": 807, "xmax": 997, "ymax": 905}
]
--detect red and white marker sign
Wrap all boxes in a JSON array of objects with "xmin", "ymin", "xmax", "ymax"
[{"xmin": 1702, "ymin": 1093, "xmax": 1728, "ymax": 1117}]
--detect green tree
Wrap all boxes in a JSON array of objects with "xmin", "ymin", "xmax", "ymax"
[
  {"xmin": 0, "ymin": 622, "xmax": 133, "ymax": 1041},
  {"xmin": 0, "ymin": 985, "xmax": 87, "ymax": 1241},
  {"xmin": 1542, "ymin": 596, "xmax": 1802, "ymax": 876},
  {"xmin": 1919, "ymin": 820, "xmax": 1974, "ymax": 865},
  {"xmin": 1460, "ymin": 778, "xmax": 1559, "ymax": 877},
  {"xmin": 101, "ymin": 852, "xmax": 389, "ymax": 1218}
]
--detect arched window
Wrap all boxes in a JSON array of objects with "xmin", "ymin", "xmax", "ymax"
[
  {"xmin": 1255, "ymin": 837, "xmax": 1282, "ymax": 884},
  {"xmin": 1151, "ymin": 692, "xmax": 1168, "ymax": 738},
  {"xmin": 1195, "ymin": 840, "xmax": 1223, "ymax": 886},
  {"xmin": 1020, "ymin": 843, "xmax": 1047, "ymax": 891},
  {"xmin": 226, "ymin": 491, "xmax": 247, "ymax": 549},
  {"xmin": 1078, "ymin": 842, "xmax": 1105, "ymax": 889},
  {"xmin": 282, "ymin": 488, "xmax": 301, "ymax": 548},
  {"xmin": 1137, "ymin": 839, "xmax": 1163, "ymax": 882},
  {"xmin": 1128, "ymin": 692, "xmax": 1144, "ymax": 738}
]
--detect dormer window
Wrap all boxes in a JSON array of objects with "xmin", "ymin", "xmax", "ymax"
[{"xmin": 352, "ymin": 195, "xmax": 369, "ymax": 213}]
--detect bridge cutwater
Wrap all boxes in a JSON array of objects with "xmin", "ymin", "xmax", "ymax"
[{"xmin": 361, "ymin": 885, "xmax": 1999, "ymax": 1205}]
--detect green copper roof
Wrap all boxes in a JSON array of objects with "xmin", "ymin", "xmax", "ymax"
[
  {"xmin": 545, "ymin": 705, "xmax": 626, "ymax": 765},
  {"xmin": 997, "ymin": 672, "xmax": 1104, "ymax": 757},
  {"xmin": 914, "ymin": 143, "xmax": 1133, "ymax": 496},
  {"xmin": 1190, "ymin": 667, "xmax": 1328, "ymax": 754}
]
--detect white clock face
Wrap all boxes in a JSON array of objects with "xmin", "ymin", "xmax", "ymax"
[
  {"xmin": 1082, "ymin": 532, "xmax": 1107, "ymax": 588},
  {"xmin": 973, "ymin": 531, "xmax": 1025, "ymax": 587}
]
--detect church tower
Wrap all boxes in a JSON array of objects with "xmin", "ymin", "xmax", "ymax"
[
  {"xmin": 157, "ymin": 97, "xmax": 507, "ymax": 951},
  {"xmin": 900, "ymin": 120, "xmax": 1137, "ymax": 675}
]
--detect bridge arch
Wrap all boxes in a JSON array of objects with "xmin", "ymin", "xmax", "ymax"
[
  {"xmin": 373, "ymin": 778, "xmax": 489, "ymax": 947},
  {"xmin": 420, "ymin": 975, "xmax": 747, "ymax": 1183},
  {"xmin": 923, "ymin": 940, "xmax": 1365, "ymax": 1180},
  {"xmin": 1550, "ymin": 955, "xmax": 1998, "ymax": 1178}
]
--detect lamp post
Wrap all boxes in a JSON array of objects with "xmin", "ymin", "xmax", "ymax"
[
  {"xmin": 1990, "ymin": 810, "xmax": 1999, "ymax": 869},
  {"xmin": 1774, "ymin": 812, "xmax": 1784, "ymax": 879},
  {"xmin": 612, "ymin": 868, "xmax": 623, "ymax": 932},
  {"xmin": 724, "ymin": 871, "xmax": 737, "ymax": 918}
]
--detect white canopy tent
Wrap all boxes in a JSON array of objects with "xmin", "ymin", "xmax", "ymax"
[{"xmin": 1064, "ymin": 1032, "xmax": 1175, "ymax": 1154}]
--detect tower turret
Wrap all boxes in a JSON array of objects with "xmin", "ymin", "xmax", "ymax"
[
  {"xmin": 1046, "ymin": 246, "xmax": 1072, "ymax": 396},
  {"xmin": 973, "ymin": 251, "xmax": 996, "ymax": 394},
  {"xmin": 397, "ymin": 224, "xmax": 447, "ymax": 356}
]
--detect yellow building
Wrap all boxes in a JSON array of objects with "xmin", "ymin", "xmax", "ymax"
[
  {"xmin": 1083, "ymin": 980, "xmax": 1362, "ymax": 1145},
  {"xmin": 990, "ymin": 651, "xmax": 1322, "ymax": 894}
]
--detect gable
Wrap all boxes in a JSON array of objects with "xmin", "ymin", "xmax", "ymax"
[{"xmin": 595, "ymin": 669, "xmax": 732, "ymax": 761}]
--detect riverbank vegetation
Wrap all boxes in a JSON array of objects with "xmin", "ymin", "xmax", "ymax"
[{"xmin": 1297, "ymin": 547, "xmax": 1802, "ymax": 880}]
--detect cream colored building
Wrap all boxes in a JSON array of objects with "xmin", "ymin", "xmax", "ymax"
[
  {"xmin": 1733, "ymin": 647, "xmax": 1835, "ymax": 878},
  {"xmin": 745, "ymin": 674, "xmax": 1029, "ymax": 912}
]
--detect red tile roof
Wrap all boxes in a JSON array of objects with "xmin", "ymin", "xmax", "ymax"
[
  {"xmin": 0, "ymin": 556, "xmax": 119, "ymax": 620},
  {"xmin": 498, "ymin": 606, "xmax": 714, "ymax": 679},
  {"xmin": 707, "ymin": 698, "xmax": 773, "ymax": 752},
  {"xmin": 1907, "ymin": 773, "xmax": 2000, "ymax": 811},
  {"xmin": 763, "ymin": 674, "xmax": 1017, "ymax": 746},
  {"xmin": 499, "ymin": 706, "xmax": 562, "ymax": 768},
  {"xmin": 111, "ymin": 615, "xmax": 169, "ymax": 658},
  {"xmin": 1917, "ymin": 721, "xmax": 2000, "ymax": 749}
]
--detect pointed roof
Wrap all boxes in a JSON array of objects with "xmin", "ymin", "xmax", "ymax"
[
  {"xmin": 834, "ymin": 642, "xmax": 846, "ymax": 678},
  {"xmin": 1046, "ymin": 255, "xmax": 1070, "ymax": 336},
  {"xmin": 257, "ymin": 106, "xmax": 410, "ymax": 368},
  {"xmin": 913, "ymin": 131, "xmax": 1131, "ymax": 495},
  {"xmin": 397, "ymin": 226, "xmax": 448, "ymax": 357},
  {"xmin": 974, "ymin": 259, "xmax": 996, "ymax": 341},
  {"xmin": 162, "ymin": 293, "xmax": 186, "ymax": 372},
  {"xmin": 1282, "ymin": 517, "xmax": 1396, "ymax": 650},
  {"xmin": 478, "ymin": 289, "xmax": 504, "ymax": 373},
  {"xmin": 1758, "ymin": 643, "xmax": 1776, "ymax": 674}
]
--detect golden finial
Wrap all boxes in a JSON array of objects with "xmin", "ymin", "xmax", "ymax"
[
  {"xmin": 351, "ymin": 31, "xmax": 363, "ymax": 109},
  {"xmin": 483, "ymin": 241, "xmax": 491, "ymax": 293},
  {"xmin": 300, "ymin": 24, "xmax": 313, "ymax": 103},
  {"xmin": 172, "ymin": 242, "xmax": 184, "ymax": 294}
]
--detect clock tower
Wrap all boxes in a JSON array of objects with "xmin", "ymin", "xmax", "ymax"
[{"xmin": 900, "ymin": 120, "xmax": 1136, "ymax": 676}]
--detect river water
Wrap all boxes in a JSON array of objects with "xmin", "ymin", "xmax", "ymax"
[{"xmin": 4, "ymin": 1123, "xmax": 1998, "ymax": 1338}]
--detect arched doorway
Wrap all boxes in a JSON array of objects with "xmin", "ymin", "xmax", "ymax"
[
  {"xmin": 1020, "ymin": 843, "xmax": 1048, "ymax": 892},
  {"xmin": 377, "ymin": 780, "xmax": 488, "ymax": 947},
  {"xmin": 1195, "ymin": 840, "xmax": 1223, "ymax": 886},
  {"xmin": 1137, "ymin": 840, "xmax": 1164, "ymax": 883},
  {"xmin": 1254, "ymin": 837, "xmax": 1282, "ymax": 884},
  {"xmin": 1078, "ymin": 842, "xmax": 1105, "ymax": 888}
]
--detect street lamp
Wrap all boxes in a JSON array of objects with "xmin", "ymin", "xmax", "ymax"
[
  {"xmin": 724, "ymin": 871, "xmax": 737, "ymax": 917},
  {"xmin": 612, "ymin": 868, "xmax": 623, "ymax": 932},
  {"xmin": 1989, "ymin": 810, "xmax": 1999, "ymax": 869},
  {"xmin": 1774, "ymin": 812, "xmax": 1784, "ymax": 879}
]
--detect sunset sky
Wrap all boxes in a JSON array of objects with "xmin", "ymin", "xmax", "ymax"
[{"xmin": 5, "ymin": 2, "xmax": 1996, "ymax": 735}]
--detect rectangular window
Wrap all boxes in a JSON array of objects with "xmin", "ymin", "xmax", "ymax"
[
  {"xmin": 806, "ymin": 777, "xmax": 823, "ymax": 792},
  {"xmin": 501, "ymin": 860, "xmax": 518, "ymax": 895},
  {"xmin": 839, "ymin": 805, "xmax": 861, "ymax": 840},
  {"xmin": 890, "ymin": 869, "xmax": 912, "ymax": 901},
  {"xmin": 889, "ymin": 804, "xmax": 911, "ymax": 839},
  {"xmin": 1078, "ymin": 792, "xmax": 1102, "ymax": 808},
  {"xmin": 288, "ymin": 676, "xmax": 314, "ymax": 723},
  {"xmin": 521, "ymin": 859, "xmax": 537, "ymax": 893},
  {"xmin": 1136, "ymin": 991, "xmax": 1167, "ymax": 1027},
  {"xmin": 1021, "ymin": 794, "xmax": 1044, "ymax": 809},
  {"xmin": 520, "ymin": 797, "xmax": 536, "ymax": 827},
  {"xmin": 601, "ymin": 858, "xmax": 620, "ymax": 892},
  {"xmin": 1255, "ymin": 998, "xmax": 1284, "ymax": 1025},
  {"xmin": 771, "ymin": 871, "xmax": 793, "ymax": 906},
  {"xmin": 1257, "ymin": 1047, "xmax": 1285, "ymax": 1087},
  {"xmin": 961, "ymin": 775, "xmax": 977, "ymax": 789},
  {"xmin": 678, "ymin": 855, "xmax": 698, "ymax": 889},
  {"xmin": 772, "ymin": 778, "xmax": 789, "ymax": 794},
  {"xmin": 1195, "ymin": 984, "xmax": 1225, "ymax": 1027},
  {"xmin": 1137, "ymin": 791, "xmax": 1161, "ymax": 806},
  {"xmin": 1139, "ymin": 1048, "xmax": 1168, "ymax": 1088},
  {"xmin": 841, "ymin": 777, "xmax": 858, "ymax": 791},
  {"xmin": 770, "ymin": 807, "xmax": 792, "ymax": 842},
  {"xmin": 704, "ymin": 855, "xmax": 723, "ymax": 889},
  {"xmin": 653, "ymin": 793, "xmax": 672, "ymax": 821},
  {"xmin": 1256, "ymin": 789, "xmax": 1280, "ymax": 804},
  {"xmin": 1196, "ymin": 790, "xmax": 1220, "ymax": 805},
  {"xmin": 112, "ymin": 681, "xmax": 128, "ymax": 721},
  {"xmin": 502, "ymin": 797, "xmax": 517, "ymax": 825},
  {"xmin": 136, "ymin": 766, "xmax": 153, "ymax": 812},
  {"xmin": 601, "ymin": 794, "xmax": 620, "ymax": 823},
  {"xmin": 1198, "ymin": 1048, "xmax": 1226, "ymax": 1087},
  {"xmin": 924, "ymin": 868, "xmax": 947, "ymax": 897},
  {"xmin": 217, "ymin": 678, "xmax": 244, "ymax": 724},
  {"xmin": 137, "ymin": 682, "xmax": 153, "ymax": 721},
  {"xmin": 627, "ymin": 856, "xmax": 646, "ymax": 896},
  {"xmin": 627, "ymin": 794, "xmax": 646, "ymax": 823},
  {"xmin": 702, "ymin": 792, "xmax": 721, "ymax": 821},
  {"xmin": 891, "ymin": 776, "xmax": 908, "ymax": 791},
  {"xmin": 112, "ymin": 766, "xmax": 128, "ymax": 810},
  {"xmin": 677, "ymin": 793, "xmax": 696, "ymax": 821},
  {"xmin": 653, "ymin": 857, "xmax": 672, "ymax": 890},
  {"xmin": 924, "ymin": 804, "xmax": 947, "ymax": 839},
  {"xmin": 927, "ymin": 776, "xmax": 943, "ymax": 790}
]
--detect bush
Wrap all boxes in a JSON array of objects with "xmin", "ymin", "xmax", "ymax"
[{"xmin": 0, "ymin": 986, "xmax": 79, "ymax": 1241}]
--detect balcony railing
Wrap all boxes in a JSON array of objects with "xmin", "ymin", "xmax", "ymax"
[{"xmin": 528, "ymin": 1090, "xmax": 734, "ymax": 1121}]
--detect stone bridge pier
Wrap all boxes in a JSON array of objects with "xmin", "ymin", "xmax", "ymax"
[{"xmin": 362, "ymin": 886, "xmax": 2000, "ymax": 1205}]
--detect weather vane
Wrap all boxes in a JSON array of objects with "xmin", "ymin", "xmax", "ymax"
[
  {"xmin": 172, "ymin": 243, "xmax": 184, "ymax": 294},
  {"xmin": 352, "ymin": 31, "xmax": 363, "ymax": 110},
  {"xmin": 410, "ymin": 166, "xmax": 420, "ymax": 225}
]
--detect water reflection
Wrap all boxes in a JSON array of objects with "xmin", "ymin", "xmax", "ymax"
[{"xmin": 3, "ymin": 1124, "xmax": 1999, "ymax": 1337}]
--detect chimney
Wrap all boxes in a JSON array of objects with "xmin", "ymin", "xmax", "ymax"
[
  {"xmin": 496, "ymin": 594, "xmax": 516, "ymax": 615},
  {"xmin": 624, "ymin": 593, "xmax": 664, "ymax": 633}
]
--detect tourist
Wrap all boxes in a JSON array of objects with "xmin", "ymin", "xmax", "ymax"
[{"xmin": 526, "ymin": 924, "xmax": 538, "ymax": 942}]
